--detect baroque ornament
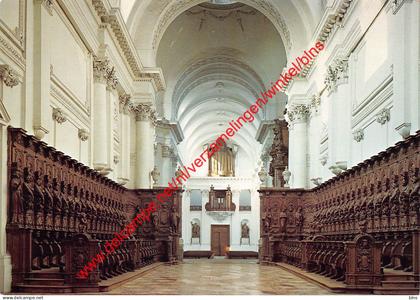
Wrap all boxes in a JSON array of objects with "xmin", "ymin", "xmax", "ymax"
[
  {"xmin": 78, "ymin": 129, "xmax": 89, "ymax": 141},
  {"xmin": 353, "ymin": 129, "xmax": 364, "ymax": 142},
  {"xmin": 375, "ymin": 107, "xmax": 391, "ymax": 125},
  {"xmin": 324, "ymin": 57, "xmax": 349, "ymax": 93},
  {"xmin": 52, "ymin": 108, "xmax": 67, "ymax": 124},
  {"xmin": 93, "ymin": 56, "xmax": 110, "ymax": 83},
  {"xmin": 132, "ymin": 103, "xmax": 154, "ymax": 122},
  {"xmin": 286, "ymin": 104, "xmax": 310, "ymax": 124},
  {"xmin": 0, "ymin": 65, "xmax": 19, "ymax": 87},
  {"xmin": 119, "ymin": 93, "xmax": 132, "ymax": 114}
]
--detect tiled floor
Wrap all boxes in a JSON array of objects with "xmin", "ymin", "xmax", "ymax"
[{"xmin": 107, "ymin": 258, "xmax": 330, "ymax": 295}]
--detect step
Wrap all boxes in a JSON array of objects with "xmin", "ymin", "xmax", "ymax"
[
  {"xmin": 14, "ymin": 284, "xmax": 72, "ymax": 294},
  {"xmin": 381, "ymin": 280, "xmax": 420, "ymax": 288},
  {"xmin": 374, "ymin": 286, "xmax": 420, "ymax": 295},
  {"xmin": 26, "ymin": 269, "xmax": 64, "ymax": 279},
  {"xmin": 24, "ymin": 278, "xmax": 66, "ymax": 286}
]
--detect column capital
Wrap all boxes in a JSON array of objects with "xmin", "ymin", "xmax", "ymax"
[
  {"xmin": 132, "ymin": 103, "xmax": 156, "ymax": 122},
  {"xmin": 286, "ymin": 104, "xmax": 310, "ymax": 125},
  {"xmin": 93, "ymin": 56, "xmax": 109, "ymax": 84},
  {"xmin": 324, "ymin": 57, "xmax": 349, "ymax": 93},
  {"xmin": 0, "ymin": 65, "xmax": 19, "ymax": 87}
]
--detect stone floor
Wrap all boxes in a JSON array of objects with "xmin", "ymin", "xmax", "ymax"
[{"xmin": 107, "ymin": 258, "xmax": 330, "ymax": 295}]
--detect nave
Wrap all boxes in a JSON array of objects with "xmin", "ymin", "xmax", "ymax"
[{"xmin": 107, "ymin": 259, "xmax": 329, "ymax": 295}]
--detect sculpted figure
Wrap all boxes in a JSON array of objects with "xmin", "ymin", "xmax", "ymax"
[
  {"xmin": 279, "ymin": 208, "xmax": 287, "ymax": 233},
  {"xmin": 33, "ymin": 173, "xmax": 44, "ymax": 213},
  {"xmin": 10, "ymin": 166, "xmax": 23, "ymax": 224},
  {"xmin": 400, "ymin": 173, "xmax": 410, "ymax": 215},
  {"xmin": 390, "ymin": 176, "xmax": 400, "ymax": 215},
  {"xmin": 241, "ymin": 223, "xmax": 250, "ymax": 238},
  {"xmin": 191, "ymin": 222, "xmax": 200, "ymax": 238},
  {"xmin": 43, "ymin": 176, "xmax": 53, "ymax": 214},
  {"xmin": 409, "ymin": 168, "xmax": 419, "ymax": 213}
]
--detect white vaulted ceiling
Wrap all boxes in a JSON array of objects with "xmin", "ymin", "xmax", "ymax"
[{"xmin": 123, "ymin": 0, "xmax": 324, "ymax": 176}]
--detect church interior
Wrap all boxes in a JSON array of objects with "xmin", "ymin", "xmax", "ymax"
[{"xmin": 0, "ymin": 0, "xmax": 418, "ymax": 296}]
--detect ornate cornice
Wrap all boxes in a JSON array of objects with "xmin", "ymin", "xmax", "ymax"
[
  {"xmin": 91, "ymin": 0, "xmax": 166, "ymax": 92},
  {"xmin": 52, "ymin": 107, "xmax": 67, "ymax": 124},
  {"xmin": 78, "ymin": 128, "xmax": 89, "ymax": 141},
  {"xmin": 0, "ymin": 65, "xmax": 19, "ymax": 87},
  {"xmin": 300, "ymin": 0, "xmax": 353, "ymax": 78}
]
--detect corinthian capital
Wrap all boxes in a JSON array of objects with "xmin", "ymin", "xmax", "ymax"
[
  {"xmin": 93, "ymin": 56, "xmax": 110, "ymax": 83},
  {"xmin": 286, "ymin": 104, "xmax": 310, "ymax": 124},
  {"xmin": 105, "ymin": 66, "xmax": 118, "ymax": 90},
  {"xmin": 132, "ymin": 103, "xmax": 155, "ymax": 122},
  {"xmin": 0, "ymin": 65, "xmax": 19, "ymax": 87},
  {"xmin": 324, "ymin": 57, "xmax": 349, "ymax": 93}
]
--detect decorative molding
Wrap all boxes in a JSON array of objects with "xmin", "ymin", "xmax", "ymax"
[
  {"xmin": 310, "ymin": 177, "xmax": 322, "ymax": 186},
  {"xmin": 300, "ymin": 0, "xmax": 353, "ymax": 78},
  {"xmin": 113, "ymin": 155, "xmax": 119, "ymax": 164},
  {"xmin": 119, "ymin": 93, "xmax": 132, "ymax": 114},
  {"xmin": 78, "ymin": 128, "xmax": 89, "ymax": 141},
  {"xmin": 52, "ymin": 107, "xmax": 67, "ymax": 124},
  {"xmin": 390, "ymin": 0, "xmax": 407, "ymax": 14},
  {"xmin": 206, "ymin": 210, "xmax": 234, "ymax": 222},
  {"xmin": 353, "ymin": 128, "xmax": 364, "ymax": 142},
  {"xmin": 375, "ymin": 107, "xmax": 391, "ymax": 125},
  {"xmin": 310, "ymin": 93, "xmax": 321, "ymax": 116},
  {"xmin": 161, "ymin": 144, "xmax": 172, "ymax": 158},
  {"xmin": 0, "ymin": 65, "xmax": 19, "ymax": 87}
]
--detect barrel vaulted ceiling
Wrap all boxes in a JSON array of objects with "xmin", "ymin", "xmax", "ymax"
[{"xmin": 121, "ymin": 0, "xmax": 324, "ymax": 176}]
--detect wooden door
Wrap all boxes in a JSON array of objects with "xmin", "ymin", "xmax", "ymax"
[{"xmin": 211, "ymin": 225, "xmax": 230, "ymax": 256}]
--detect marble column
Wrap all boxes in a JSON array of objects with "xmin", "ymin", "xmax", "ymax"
[
  {"xmin": 132, "ymin": 103, "xmax": 155, "ymax": 189},
  {"xmin": 231, "ymin": 190, "xmax": 241, "ymax": 250},
  {"xmin": 390, "ymin": 1, "xmax": 418, "ymax": 138},
  {"xmin": 160, "ymin": 144, "xmax": 173, "ymax": 186},
  {"xmin": 325, "ymin": 58, "xmax": 350, "ymax": 174},
  {"xmin": 117, "ymin": 94, "xmax": 131, "ymax": 185},
  {"xmin": 201, "ymin": 190, "xmax": 210, "ymax": 250},
  {"xmin": 0, "ymin": 125, "xmax": 11, "ymax": 293},
  {"xmin": 286, "ymin": 104, "xmax": 309, "ymax": 188},
  {"xmin": 105, "ymin": 76, "xmax": 118, "ymax": 177},
  {"xmin": 33, "ymin": 0, "xmax": 53, "ymax": 140},
  {"xmin": 92, "ymin": 57, "xmax": 111, "ymax": 173},
  {"xmin": 308, "ymin": 94, "xmax": 323, "ymax": 187}
]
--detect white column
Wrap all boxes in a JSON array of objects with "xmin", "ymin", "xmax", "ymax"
[
  {"xmin": 201, "ymin": 190, "xmax": 210, "ymax": 250},
  {"xmin": 133, "ymin": 103, "xmax": 155, "ymax": 189},
  {"xmin": 0, "ymin": 125, "xmax": 11, "ymax": 293},
  {"xmin": 117, "ymin": 94, "xmax": 131, "ymax": 185},
  {"xmin": 92, "ymin": 57, "xmax": 110, "ymax": 172},
  {"xmin": 391, "ymin": 2, "xmax": 419, "ymax": 138},
  {"xmin": 230, "ymin": 190, "xmax": 241, "ymax": 250},
  {"xmin": 160, "ymin": 144, "xmax": 173, "ymax": 186},
  {"xmin": 33, "ymin": 0, "xmax": 53, "ymax": 140},
  {"xmin": 286, "ymin": 104, "xmax": 309, "ymax": 188},
  {"xmin": 308, "ymin": 94, "xmax": 323, "ymax": 187},
  {"xmin": 182, "ymin": 190, "xmax": 191, "ymax": 249}
]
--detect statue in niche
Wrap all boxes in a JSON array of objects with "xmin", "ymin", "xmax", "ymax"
[
  {"xmin": 241, "ymin": 223, "xmax": 249, "ymax": 239},
  {"xmin": 191, "ymin": 222, "xmax": 200, "ymax": 238},
  {"xmin": 33, "ymin": 172, "xmax": 45, "ymax": 228}
]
